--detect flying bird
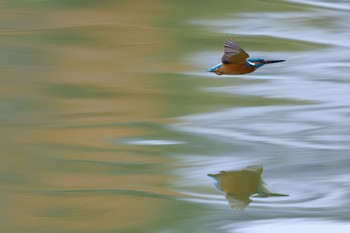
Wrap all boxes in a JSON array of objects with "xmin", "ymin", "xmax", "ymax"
[{"xmin": 208, "ymin": 38, "xmax": 285, "ymax": 75}]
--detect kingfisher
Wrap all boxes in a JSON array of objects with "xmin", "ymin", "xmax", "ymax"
[{"xmin": 208, "ymin": 38, "xmax": 285, "ymax": 75}]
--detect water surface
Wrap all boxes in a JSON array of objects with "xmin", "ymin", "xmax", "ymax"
[{"xmin": 1, "ymin": 0, "xmax": 350, "ymax": 232}]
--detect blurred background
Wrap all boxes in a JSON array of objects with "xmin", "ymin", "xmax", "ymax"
[{"xmin": 1, "ymin": 0, "xmax": 350, "ymax": 232}]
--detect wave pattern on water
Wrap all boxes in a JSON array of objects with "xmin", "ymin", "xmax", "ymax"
[{"xmin": 172, "ymin": 0, "xmax": 350, "ymax": 230}]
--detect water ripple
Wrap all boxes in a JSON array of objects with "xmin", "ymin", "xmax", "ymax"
[{"xmin": 226, "ymin": 219, "xmax": 350, "ymax": 233}]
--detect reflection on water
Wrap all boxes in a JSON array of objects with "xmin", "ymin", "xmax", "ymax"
[
  {"xmin": 225, "ymin": 219, "xmax": 350, "ymax": 233},
  {"xmin": 208, "ymin": 165, "xmax": 288, "ymax": 211}
]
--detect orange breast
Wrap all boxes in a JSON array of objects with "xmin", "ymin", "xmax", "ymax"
[{"xmin": 221, "ymin": 63, "xmax": 256, "ymax": 75}]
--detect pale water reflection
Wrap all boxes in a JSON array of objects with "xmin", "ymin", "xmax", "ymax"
[{"xmin": 227, "ymin": 219, "xmax": 350, "ymax": 233}]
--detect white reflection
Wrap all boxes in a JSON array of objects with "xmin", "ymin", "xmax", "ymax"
[{"xmin": 227, "ymin": 219, "xmax": 350, "ymax": 233}]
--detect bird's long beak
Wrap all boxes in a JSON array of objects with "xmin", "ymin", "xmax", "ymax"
[{"xmin": 265, "ymin": 59, "xmax": 286, "ymax": 64}]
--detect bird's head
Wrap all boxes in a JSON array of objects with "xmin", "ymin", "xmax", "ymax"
[{"xmin": 246, "ymin": 58, "xmax": 285, "ymax": 69}]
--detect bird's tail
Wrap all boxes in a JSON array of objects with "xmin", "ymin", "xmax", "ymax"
[{"xmin": 207, "ymin": 63, "xmax": 222, "ymax": 72}]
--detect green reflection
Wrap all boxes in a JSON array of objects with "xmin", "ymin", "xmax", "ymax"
[
  {"xmin": 208, "ymin": 165, "xmax": 288, "ymax": 211},
  {"xmin": 43, "ymin": 84, "xmax": 117, "ymax": 99},
  {"xmin": 3, "ymin": 0, "xmax": 115, "ymax": 9}
]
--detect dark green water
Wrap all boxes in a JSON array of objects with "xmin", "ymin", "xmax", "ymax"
[{"xmin": 1, "ymin": 1, "xmax": 350, "ymax": 232}]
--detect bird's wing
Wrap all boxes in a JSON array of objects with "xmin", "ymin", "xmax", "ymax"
[
  {"xmin": 243, "ymin": 165, "xmax": 263, "ymax": 176},
  {"xmin": 221, "ymin": 39, "xmax": 249, "ymax": 64}
]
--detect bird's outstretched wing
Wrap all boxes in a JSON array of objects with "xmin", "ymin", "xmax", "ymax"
[{"xmin": 221, "ymin": 39, "xmax": 249, "ymax": 64}]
